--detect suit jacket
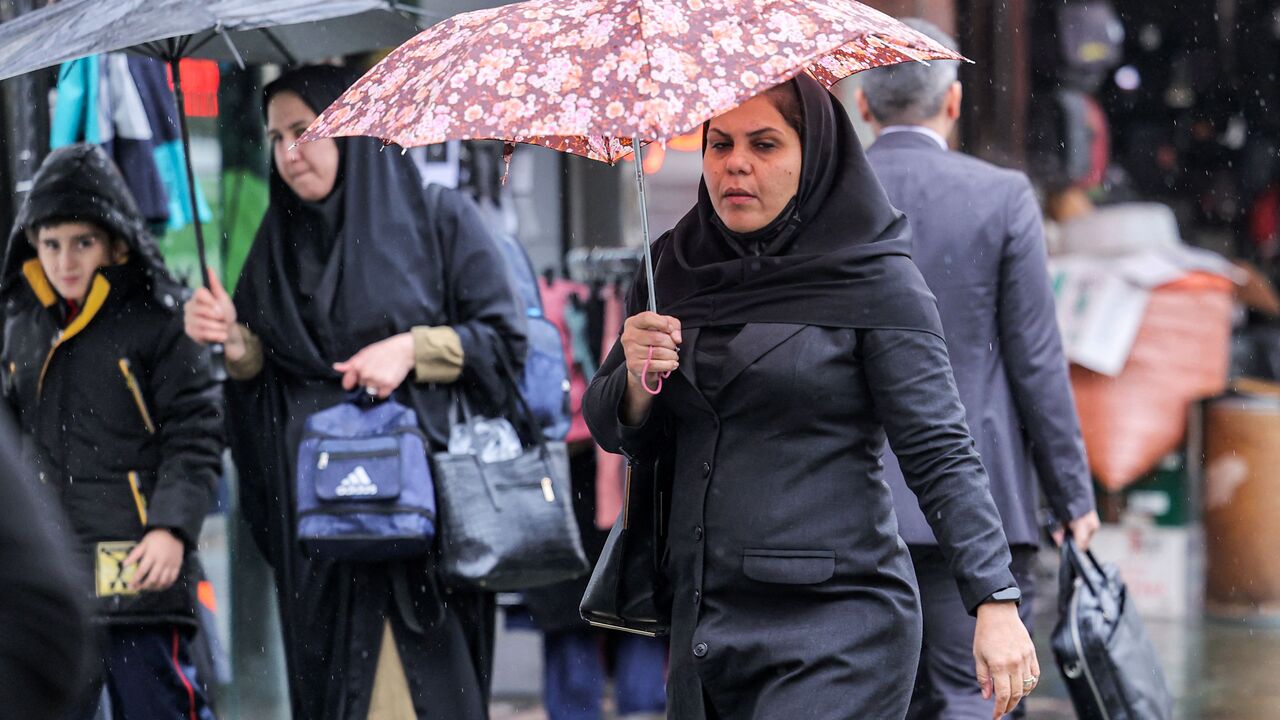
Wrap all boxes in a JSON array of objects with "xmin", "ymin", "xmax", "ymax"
[
  {"xmin": 586, "ymin": 320, "xmax": 1015, "ymax": 720},
  {"xmin": 867, "ymin": 129, "xmax": 1095, "ymax": 547}
]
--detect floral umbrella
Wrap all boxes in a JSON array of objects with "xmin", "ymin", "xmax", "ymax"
[{"xmin": 302, "ymin": 0, "xmax": 964, "ymax": 314}]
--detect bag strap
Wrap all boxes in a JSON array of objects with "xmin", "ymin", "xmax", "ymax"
[
  {"xmin": 426, "ymin": 183, "xmax": 470, "ymax": 431},
  {"xmin": 494, "ymin": 349, "xmax": 547, "ymax": 449},
  {"xmin": 426, "ymin": 183, "xmax": 540, "ymax": 448},
  {"xmin": 424, "ymin": 184, "xmax": 454, "ymax": 325}
]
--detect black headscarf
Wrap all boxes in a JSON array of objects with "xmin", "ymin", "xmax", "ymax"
[
  {"xmin": 227, "ymin": 61, "xmax": 526, "ymax": 549},
  {"xmin": 648, "ymin": 73, "xmax": 941, "ymax": 337},
  {"xmin": 235, "ymin": 65, "xmax": 477, "ymax": 385}
]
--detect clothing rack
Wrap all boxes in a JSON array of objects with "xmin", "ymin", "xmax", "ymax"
[{"xmin": 564, "ymin": 246, "xmax": 643, "ymax": 284}]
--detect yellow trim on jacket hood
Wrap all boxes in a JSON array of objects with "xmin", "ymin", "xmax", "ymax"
[
  {"xmin": 21, "ymin": 258, "xmax": 56, "ymax": 308},
  {"xmin": 37, "ymin": 273, "xmax": 111, "ymax": 395}
]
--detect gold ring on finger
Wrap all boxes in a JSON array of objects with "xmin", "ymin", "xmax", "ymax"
[{"xmin": 1022, "ymin": 675, "xmax": 1038, "ymax": 691}]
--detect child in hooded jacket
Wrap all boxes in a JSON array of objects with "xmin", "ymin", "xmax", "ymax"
[{"xmin": 1, "ymin": 144, "xmax": 223, "ymax": 720}]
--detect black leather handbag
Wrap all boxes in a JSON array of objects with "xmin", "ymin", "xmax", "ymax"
[
  {"xmin": 1050, "ymin": 537, "xmax": 1173, "ymax": 720},
  {"xmin": 432, "ymin": 361, "xmax": 588, "ymax": 592},
  {"xmin": 579, "ymin": 445, "xmax": 674, "ymax": 637}
]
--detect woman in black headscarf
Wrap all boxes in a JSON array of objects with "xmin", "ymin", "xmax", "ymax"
[
  {"xmin": 584, "ymin": 75, "xmax": 1038, "ymax": 719},
  {"xmin": 184, "ymin": 66, "xmax": 526, "ymax": 720}
]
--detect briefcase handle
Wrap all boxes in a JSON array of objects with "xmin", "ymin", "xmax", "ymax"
[{"xmin": 1059, "ymin": 534, "xmax": 1108, "ymax": 599}]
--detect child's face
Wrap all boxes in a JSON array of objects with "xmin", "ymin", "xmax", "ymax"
[{"xmin": 35, "ymin": 222, "xmax": 114, "ymax": 304}]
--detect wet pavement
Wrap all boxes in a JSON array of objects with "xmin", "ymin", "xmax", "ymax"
[
  {"xmin": 220, "ymin": 530, "xmax": 1280, "ymax": 719},
  {"xmin": 1024, "ymin": 616, "xmax": 1280, "ymax": 719},
  {"xmin": 489, "ymin": 547, "xmax": 1280, "ymax": 720},
  {"xmin": 1023, "ymin": 547, "xmax": 1280, "ymax": 720}
]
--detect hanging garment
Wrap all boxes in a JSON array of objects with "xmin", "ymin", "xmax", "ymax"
[
  {"xmin": 539, "ymin": 277, "xmax": 594, "ymax": 444},
  {"xmin": 52, "ymin": 54, "xmax": 212, "ymax": 231},
  {"xmin": 593, "ymin": 283, "xmax": 627, "ymax": 530}
]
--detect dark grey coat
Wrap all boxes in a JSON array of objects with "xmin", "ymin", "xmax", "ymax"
[
  {"xmin": 867, "ymin": 130, "xmax": 1094, "ymax": 547},
  {"xmin": 586, "ymin": 319, "xmax": 1017, "ymax": 719}
]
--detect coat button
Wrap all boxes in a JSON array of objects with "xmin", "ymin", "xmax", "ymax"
[
  {"xmin": 701, "ymin": 462, "xmax": 711, "ymax": 478},
  {"xmin": 693, "ymin": 642, "xmax": 708, "ymax": 658},
  {"xmin": 694, "ymin": 525, "xmax": 704, "ymax": 541},
  {"xmin": 693, "ymin": 589, "xmax": 701, "ymax": 605}
]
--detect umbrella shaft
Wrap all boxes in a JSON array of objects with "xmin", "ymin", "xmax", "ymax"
[
  {"xmin": 169, "ymin": 57, "xmax": 225, "ymax": 380},
  {"xmin": 168, "ymin": 58, "xmax": 212, "ymax": 290},
  {"xmin": 634, "ymin": 136, "xmax": 657, "ymax": 314}
]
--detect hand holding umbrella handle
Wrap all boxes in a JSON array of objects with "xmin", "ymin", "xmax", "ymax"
[{"xmin": 198, "ymin": 257, "xmax": 227, "ymax": 382}]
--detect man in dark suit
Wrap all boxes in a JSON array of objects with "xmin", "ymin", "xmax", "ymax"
[{"xmin": 856, "ymin": 19, "xmax": 1100, "ymax": 720}]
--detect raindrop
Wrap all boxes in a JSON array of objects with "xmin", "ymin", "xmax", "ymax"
[{"xmin": 1115, "ymin": 66, "xmax": 1141, "ymax": 92}]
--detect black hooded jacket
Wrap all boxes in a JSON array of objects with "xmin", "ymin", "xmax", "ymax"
[{"xmin": 0, "ymin": 144, "xmax": 223, "ymax": 627}]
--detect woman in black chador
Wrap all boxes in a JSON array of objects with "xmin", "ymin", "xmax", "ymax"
[
  {"xmin": 184, "ymin": 66, "xmax": 526, "ymax": 719},
  {"xmin": 585, "ymin": 75, "xmax": 1039, "ymax": 720}
]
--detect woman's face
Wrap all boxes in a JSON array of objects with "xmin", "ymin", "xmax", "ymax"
[
  {"xmin": 266, "ymin": 90, "xmax": 340, "ymax": 202},
  {"xmin": 703, "ymin": 94, "xmax": 802, "ymax": 234}
]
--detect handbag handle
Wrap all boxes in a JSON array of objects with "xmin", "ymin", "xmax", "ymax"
[{"xmin": 1059, "ymin": 534, "xmax": 1105, "ymax": 599}]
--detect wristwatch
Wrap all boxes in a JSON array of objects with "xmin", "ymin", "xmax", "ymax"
[{"xmin": 981, "ymin": 586, "xmax": 1022, "ymax": 606}]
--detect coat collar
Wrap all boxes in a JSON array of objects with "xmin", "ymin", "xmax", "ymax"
[
  {"xmin": 868, "ymin": 129, "xmax": 949, "ymax": 154},
  {"xmin": 676, "ymin": 323, "xmax": 807, "ymax": 408},
  {"xmin": 21, "ymin": 258, "xmax": 56, "ymax": 307},
  {"xmin": 35, "ymin": 268, "xmax": 112, "ymax": 395}
]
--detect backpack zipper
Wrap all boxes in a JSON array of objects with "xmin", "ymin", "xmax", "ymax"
[
  {"xmin": 317, "ymin": 447, "xmax": 400, "ymax": 470},
  {"xmin": 118, "ymin": 359, "xmax": 156, "ymax": 435}
]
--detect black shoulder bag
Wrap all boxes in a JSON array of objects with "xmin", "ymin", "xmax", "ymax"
[
  {"xmin": 423, "ymin": 184, "xmax": 587, "ymax": 592},
  {"xmin": 431, "ymin": 354, "xmax": 588, "ymax": 591},
  {"xmin": 579, "ymin": 439, "xmax": 674, "ymax": 637}
]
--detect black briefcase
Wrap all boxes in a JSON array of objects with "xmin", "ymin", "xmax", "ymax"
[
  {"xmin": 579, "ymin": 447, "xmax": 673, "ymax": 637},
  {"xmin": 1050, "ymin": 537, "xmax": 1173, "ymax": 719}
]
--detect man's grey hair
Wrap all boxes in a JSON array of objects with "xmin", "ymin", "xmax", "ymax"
[{"xmin": 859, "ymin": 18, "xmax": 960, "ymax": 125}]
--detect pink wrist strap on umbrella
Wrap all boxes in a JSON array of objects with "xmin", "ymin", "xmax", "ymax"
[{"xmin": 642, "ymin": 345, "xmax": 671, "ymax": 395}]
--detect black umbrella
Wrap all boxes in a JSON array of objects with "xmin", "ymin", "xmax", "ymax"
[{"xmin": 0, "ymin": 0, "xmax": 506, "ymax": 365}]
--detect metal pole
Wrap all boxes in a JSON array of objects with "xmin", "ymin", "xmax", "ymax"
[
  {"xmin": 1, "ymin": 0, "xmax": 47, "ymax": 227},
  {"xmin": 169, "ymin": 57, "xmax": 226, "ymax": 377},
  {"xmin": 632, "ymin": 135, "xmax": 657, "ymax": 314}
]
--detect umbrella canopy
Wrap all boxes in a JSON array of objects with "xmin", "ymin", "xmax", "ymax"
[
  {"xmin": 301, "ymin": 0, "xmax": 965, "ymax": 162},
  {"xmin": 299, "ymin": 0, "xmax": 965, "ymax": 319},
  {"xmin": 0, "ymin": 0, "xmax": 505, "ymax": 81},
  {"xmin": 0, "ymin": 0, "xmax": 506, "ymax": 379}
]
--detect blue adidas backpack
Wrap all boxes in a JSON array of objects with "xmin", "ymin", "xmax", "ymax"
[{"xmin": 295, "ymin": 398, "xmax": 435, "ymax": 561}]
